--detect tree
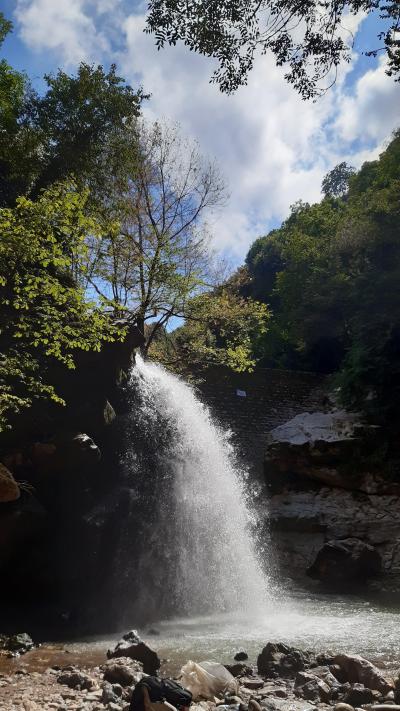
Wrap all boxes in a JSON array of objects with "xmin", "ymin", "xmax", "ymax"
[
  {"xmin": 32, "ymin": 63, "xmax": 144, "ymax": 199},
  {"xmin": 146, "ymin": 1, "xmax": 400, "ymax": 98},
  {"xmin": 0, "ymin": 23, "xmax": 143, "ymax": 208},
  {"xmin": 322, "ymin": 162, "xmax": 356, "ymax": 198},
  {"xmin": 88, "ymin": 120, "xmax": 226, "ymax": 350},
  {"xmin": 0, "ymin": 183, "xmax": 122, "ymax": 430},
  {"xmin": 150, "ymin": 289, "xmax": 270, "ymax": 373},
  {"xmin": 242, "ymin": 129, "xmax": 400, "ymax": 416}
]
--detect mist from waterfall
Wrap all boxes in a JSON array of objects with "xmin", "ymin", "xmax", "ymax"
[{"xmin": 129, "ymin": 355, "xmax": 270, "ymax": 618}]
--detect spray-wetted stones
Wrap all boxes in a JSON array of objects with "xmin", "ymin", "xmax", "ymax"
[{"xmin": 107, "ymin": 631, "xmax": 160, "ymax": 675}]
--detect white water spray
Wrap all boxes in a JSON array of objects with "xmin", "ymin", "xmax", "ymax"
[{"xmin": 130, "ymin": 356, "xmax": 270, "ymax": 617}]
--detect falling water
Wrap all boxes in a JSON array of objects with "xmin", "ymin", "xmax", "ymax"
[{"xmin": 128, "ymin": 356, "xmax": 270, "ymax": 618}]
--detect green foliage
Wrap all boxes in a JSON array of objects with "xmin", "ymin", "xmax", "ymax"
[
  {"xmin": 322, "ymin": 162, "xmax": 356, "ymax": 198},
  {"xmin": 0, "ymin": 183, "xmax": 123, "ymax": 430},
  {"xmin": 33, "ymin": 63, "xmax": 143, "ymax": 197},
  {"xmin": 244, "ymin": 130, "xmax": 400, "ymax": 417},
  {"xmin": 87, "ymin": 120, "xmax": 225, "ymax": 349},
  {"xmin": 146, "ymin": 1, "xmax": 400, "ymax": 98},
  {"xmin": 151, "ymin": 289, "xmax": 270, "ymax": 373},
  {"xmin": 0, "ymin": 55, "xmax": 143, "ymax": 207}
]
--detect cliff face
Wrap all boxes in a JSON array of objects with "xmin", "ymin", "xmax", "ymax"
[
  {"xmin": 264, "ymin": 410, "xmax": 400, "ymax": 589},
  {"xmin": 0, "ymin": 325, "xmax": 144, "ymax": 636}
]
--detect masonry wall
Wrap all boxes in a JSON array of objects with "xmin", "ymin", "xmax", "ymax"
[{"xmin": 195, "ymin": 366, "xmax": 328, "ymax": 478}]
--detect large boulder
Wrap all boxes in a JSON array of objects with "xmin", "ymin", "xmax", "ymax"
[
  {"xmin": 107, "ymin": 630, "xmax": 160, "ymax": 675},
  {"xmin": 265, "ymin": 410, "xmax": 393, "ymax": 495},
  {"xmin": 332, "ymin": 654, "xmax": 394, "ymax": 694},
  {"xmin": 57, "ymin": 668, "xmax": 97, "ymax": 690},
  {"xmin": 1, "ymin": 632, "xmax": 35, "ymax": 655},
  {"xmin": 307, "ymin": 538, "xmax": 382, "ymax": 585},
  {"xmin": 257, "ymin": 643, "xmax": 313, "ymax": 678},
  {"xmin": 294, "ymin": 671, "xmax": 332, "ymax": 702},
  {"xmin": 102, "ymin": 657, "xmax": 144, "ymax": 686}
]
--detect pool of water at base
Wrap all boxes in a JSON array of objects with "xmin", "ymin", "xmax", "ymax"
[{"xmin": 2, "ymin": 590, "xmax": 400, "ymax": 676}]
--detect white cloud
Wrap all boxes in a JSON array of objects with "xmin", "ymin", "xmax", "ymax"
[
  {"xmin": 334, "ymin": 57, "xmax": 400, "ymax": 146},
  {"xmin": 13, "ymin": 2, "xmax": 400, "ymax": 259},
  {"xmin": 15, "ymin": 0, "xmax": 110, "ymax": 64}
]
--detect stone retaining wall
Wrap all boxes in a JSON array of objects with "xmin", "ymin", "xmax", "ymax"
[{"xmin": 195, "ymin": 366, "xmax": 328, "ymax": 477}]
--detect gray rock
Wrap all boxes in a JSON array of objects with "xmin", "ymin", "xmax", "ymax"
[
  {"xmin": 107, "ymin": 631, "xmax": 160, "ymax": 675},
  {"xmin": 344, "ymin": 684, "xmax": 376, "ymax": 706},
  {"xmin": 257, "ymin": 643, "xmax": 313, "ymax": 678},
  {"xmin": 102, "ymin": 681, "xmax": 120, "ymax": 705},
  {"xmin": 226, "ymin": 663, "xmax": 253, "ymax": 678},
  {"xmin": 234, "ymin": 651, "xmax": 249, "ymax": 662},
  {"xmin": 334, "ymin": 704, "xmax": 355, "ymax": 711},
  {"xmin": 103, "ymin": 657, "xmax": 143, "ymax": 686},
  {"xmin": 241, "ymin": 678, "xmax": 264, "ymax": 690},
  {"xmin": 57, "ymin": 670, "xmax": 95, "ymax": 691},
  {"xmin": 294, "ymin": 671, "xmax": 331, "ymax": 702},
  {"xmin": 333, "ymin": 655, "xmax": 394, "ymax": 694},
  {"xmin": 4, "ymin": 633, "xmax": 35, "ymax": 654},
  {"xmin": 308, "ymin": 538, "xmax": 382, "ymax": 584}
]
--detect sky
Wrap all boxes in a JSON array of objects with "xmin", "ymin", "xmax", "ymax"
[{"xmin": 2, "ymin": 0, "xmax": 400, "ymax": 264}]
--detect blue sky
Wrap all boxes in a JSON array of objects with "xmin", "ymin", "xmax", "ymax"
[{"xmin": 2, "ymin": 1, "xmax": 399, "ymax": 264}]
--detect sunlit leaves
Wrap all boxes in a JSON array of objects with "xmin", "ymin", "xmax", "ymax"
[{"xmin": 0, "ymin": 183, "xmax": 124, "ymax": 429}]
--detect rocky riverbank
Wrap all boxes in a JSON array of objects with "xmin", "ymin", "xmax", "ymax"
[
  {"xmin": 263, "ymin": 409, "xmax": 400, "ymax": 588},
  {"xmin": 1, "ymin": 631, "xmax": 399, "ymax": 711}
]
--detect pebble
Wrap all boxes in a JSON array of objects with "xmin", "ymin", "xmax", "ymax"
[{"xmin": 241, "ymin": 678, "xmax": 265, "ymax": 690}]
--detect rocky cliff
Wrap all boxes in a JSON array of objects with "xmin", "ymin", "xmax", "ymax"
[
  {"xmin": 263, "ymin": 409, "xmax": 400, "ymax": 589},
  {"xmin": 0, "ymin": 324, "xmax": 144, "ymax": 636}
]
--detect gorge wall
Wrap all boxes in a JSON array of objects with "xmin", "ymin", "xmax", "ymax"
[
  {"xmin": 0, "ymin": 325, "xmax": 145, "ymax": 636},
  {"xmin": 195, "ymin": 366, "xmax": 328, "ymax": 478},
  {"xmin": 196, "ymin": 367, "xmax": 400, "ymax": 591}
]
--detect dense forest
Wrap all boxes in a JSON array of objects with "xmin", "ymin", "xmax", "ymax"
[
  {"xmin": 161, "ymin": 131, "xmax": 400, "ymax": 422},
  {"xmin": 1, "ymin": 8, "xmax": 399, "ymax": 434}
]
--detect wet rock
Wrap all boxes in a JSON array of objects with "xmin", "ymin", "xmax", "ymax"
[
  {"xmin": 309, "ymin": 665, "xmax": 340, "ymax": 689},
  {"xmin": 294, "ymin": 671, "xmax": 331, "ymax": 702},
  {"xmin": 241, "ymin": 678, "xmax": 264, "ymax": 690},
  {"xmin": 57, "ymin": 669, "xmax": 96, "ymax": 691},
  {"xmin": 226, "ymin": 664, "xmax": 253, "ymax": 678},
  {"xmin": 103, "ymin": 657, "xmax": 144, "ymax": 686},
  {"xmin": 102, "ymin": 681, "xmax": 121, "ymax": 705},
  {"xmin": 334, "ymin": 704, "xmax": 355, "ymax": 711},
  {"xmin": 257, "ymin": 643, "xmax": 313, "ymax": 678},
  {"xmin": 333, "ymin": 654, "xmax": 394, "ymax": 694},
  {"xmin": 107, "ymin": 703, "xmax": 124, "ymax": 711},
  {"xmin": 308, "ymin": 538, "xmax": 382, "ymax": 584},
  {"xmin": 234, "ymin": 652, "xmax": 249, "ymax": 662},
  {"xmin": 107, "ymin": 631, "xmax": 160, "ymax": 675},
  {"xmin": 264, "ymin": 410, "xmax": 379, "ymax": 492},
  {"xmin": 0, "ymin": 463, "xmax": 20, "ymax": 502},
  {"xmin": 4, "ymin": 633, "xmax": 35, "ymax": 654},
  {"xmin": 344, "ymin": 683, "xmax": 376, "ymax": 706}
]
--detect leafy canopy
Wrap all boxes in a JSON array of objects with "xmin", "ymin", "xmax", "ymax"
[
  {"xmin": 151, "ymin": 286, "xmax": 270, "ymax": 373},
  {"xmin": 243, "ymin": 129, "xmax": 400, "ymax": 417},
  {"xmin": 0, "ymin": 183, "xmax": 123, "ymax": 430},
  {"xmin": 0, "ymin": 51, "xmax": 143, "ymax": 207},
  {"xmin": 146, "ymin": 1, "xmax": 400, "ymax": 98}
]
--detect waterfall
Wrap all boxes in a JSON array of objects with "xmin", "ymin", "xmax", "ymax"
[{"xmin": 126, "ymin": 356, "xmax": 270, "ymax": 619}]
